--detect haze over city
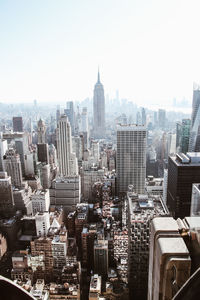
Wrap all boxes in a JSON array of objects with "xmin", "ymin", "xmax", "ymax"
[{"xmin": 1, "ymin": 0, "xmax": 200, "ymax": 107}]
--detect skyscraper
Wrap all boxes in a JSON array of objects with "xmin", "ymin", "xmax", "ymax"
[
  {"xmin": 56, "ymin": 114, "xmax": 78, "ymax": 176},
  {"xmin": 3, "ymin": 148, "xmax": 23, "ymax": 188},
  {"xmin": 13, "ymin": 117, "xmax": 23, "ymax": 132},
  {"xmin": 117, "ymin": 124, "xmax": 147, "ymax": 194},
  {"xmin": 167, "ymin": 152, "xmax": 200, "ymax": 219},
  {"xmin": 0, "ymin": 172, "xmax": 15, "ymax": 217},
  {"xmin": 93, "ymin": 70, "xmax": 105, "ymax": 139},
  {"xmin": 37, "ymin": 119, "xmax": 46, "ymax": 144},
  {"xmin": 189, "ymin": 85, "xmax": 200, "ymax": 151},
  {"xmin": 64, "ymin": 101, "xmax": 75, "ymax": 136}
]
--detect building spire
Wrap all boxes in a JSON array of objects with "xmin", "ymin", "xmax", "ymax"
[{"xmin": 97, "ymin": 67, "xmax": 100, "ymax": 83}]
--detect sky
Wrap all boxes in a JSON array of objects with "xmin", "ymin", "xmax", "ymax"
[{"xmin": 1, "ymin": 0, "xmax": 200, "ymax": 106}]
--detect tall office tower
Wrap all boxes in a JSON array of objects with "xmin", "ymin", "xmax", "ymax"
[
  {"xmin": 56, "ymin": 114, "xmax": 78, "ymax": 176},
  {"xmin": 189, "ymin": 85, "xmax": 200, "ymax": 151},
  {"xmin": 56, "ymin": 105, "xmax": 60, "ymax": 123},
  {"xmin": 94, "ymin": 239, "xmax": 108, "ymax": 277},
  {"xmin": 141, "ymin": 108, "xmax": 146, "ymax": 126},
  {"xmin": 158, "ymin": 109, "xmax": 166, "ymax": 129},
  {"xmin": 91, "ymin": 140, "xmax": 100, "ymax": 164},
  {"xmin": 64, "ymin": 101, "xmax": 75, "ymax": 136},
  {"xmin": 81, "ymin": 107, "xmax": 89, "ymax": 133},
  {"xmin": 0, "ymin": 133, "xmax": 8, "ymax": 171},
  {"xmin": 167, "ymin": 152, "xmax": 200, "ymax": 219},
  {"xmin": 127, "ymin": 192, "xmax": 168, "ymax": 300},
  {"xmin": 176, "ymin": 119, "xmax": 191, "ymax": 153},
  {"xmin": 15, "ymin": 133, "xmax": 29, "ymax": 176},
  {"xmin": 93, "ymin": 70, "xmax": 105, "ymax": 139},
  {"xmin": 3, "ymin": 148, "xmax": 23, "ymax": 188},
  {"xmin": 37, "ymin": 144, "xmax": 49, "ymax": 164},
  {"xmin": 117, "ymin": 124, "xmax": 147, "ymax": 194},
  {"xmin": 13, "ymin": 117, "xmax": 23, "ymax": 132},
  {"xmin": 0, "ymin": 172, "xmax": 15, "ymax": 217},
  {"xmin": 136, "ymin": 112, "xmax": 142, "ymax": 125},
  {"xmin": 148, "ymin": 217, "xmax": 191, "ymax": 300},
  {"xmin": 37, "ymin": 119, "xmax": 46, "ymax": 144}
]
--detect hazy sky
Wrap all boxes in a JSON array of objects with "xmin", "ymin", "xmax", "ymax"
[{"xmin": 1, "ymin": 0, "xmax": 200, "ymax": 106}]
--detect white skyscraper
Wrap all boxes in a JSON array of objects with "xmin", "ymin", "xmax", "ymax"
[
  {"xmin": 189, "ymin": 85, "xmax": 200, "ymax": 151},
  {"xmin": 3, "ymin": 148, "xmax": 23, "ymax": 188},
  {"xmin": 116, "ymin": 124, "xmax": 147, "ymax": 194},
  {"xmin": 57, "ymin": 115, "xmax": 78, "ymax": 176}
]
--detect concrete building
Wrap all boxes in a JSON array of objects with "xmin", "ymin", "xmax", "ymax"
[
  {"xmin": 13, "ymin": 116, "xmax": 23, "ymax": 132},
  {"xmin": 56, "ymin": 114, "xmax": 78, "ymax": 177},
  {"xmin": 91, "ymin": 140, "xmax": 100, "ymax": 164},
  {"xmin": 167, "ymin": 152, "xmax": 200, "ymax": 218},
  {"xmin": 116, "ymin": 124, "xmax": 147, "ymax": 194},
  {"xmin": 89, "ymin": 274, "xmax": 102, "ymax": 300},
  {"xmin": 148, "ymin": 217, "xmax": 191, "ymax": 300},
  {"xmin": 189, "ymin": 85, "xmax": 200, "ymax": 151},
  {"xmin": 190, "ymin": 184, "xmax": 200, "ymax": 216},
  {"xmin": 72, "ymin": 136, "xmax": 83, "ymax": 162},
  {"xmin": 93, "ymin": 70, "xmax": 105, "ymax": 139},
  {"xmin": 64, "ymin": 101, "xmax": 75, "ymax": 136},
  {"xmin": 52, "ymin": 228, "xmax": 68, "ymax": 270},
  {"xmin": 145, "ymin": 176, "xmax": 163, "ymax": 196},
  {"xmin": 0, "ymin": 233, "xmax": 7, "ymax": 260},
  {"xmin": 0, "ymin": 172, "xmax": 15, "ymax": 217},
  {"xmin": 24, "ymin": 152, "xmax": 35, "ymax": 177},
  {"xmin": 127, "ymin": 191, "xmax": 169, "ymax": 299},
  {"xmin": 35, "ymin": 212, "xmax": 50, "ymax": 237},
  {"xmin": 0, "ymin": 133, "xmax": 8, "ymax": 171},
  {"xmin": 31, "ymin": 189, "xmax": 50, "ymax": 215},
  {"xmin": 13, "ymin": 183, "xmax": 33, "ymax": 215},
  {"xmin": 3, "ymin": 148, "xmax": 23, "ymax": 188},
  {"xmin": 37, "ymin": 119, "xmax": 46, "ymax": 144},
  {"xmin": 94, "ymin": 239, "xmax": 108, "ymax": 277},
  {"xmin": 81, "ymin": 167, "xmax": 105, "ymax": 201},
  {"xmin": 41, "ymin": 164, "xmax": 51, "ymax": 189},
  {"xmin": 50, "ymin": 176, "xmax": 80, "ymax": 214}
]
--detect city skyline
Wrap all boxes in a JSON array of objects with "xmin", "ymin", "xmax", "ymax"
[{"xmin": 1, "ymin": 0, "xmax": 200, "ymax": 106}]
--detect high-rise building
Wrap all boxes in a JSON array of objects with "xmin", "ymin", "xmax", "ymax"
[
  {"xmin": 31, "ymin": 189, "xmax": 50, "ymax": 215},
  {"xmin": 35, "ymin": 212, "xmax": 50, "ymax": 237},
  {"xmin": 3, "ymin": 148, "xmax": 23, "ymax": 188},
  {"xmin": 56, "ymin": 114, "xmax": 78, "ymax": 177},
  {"xmin": 189, "ymin": 85, "xmax": 200, "ymax": 151},
  {"xmin": 116, "ymin": 124, "xmax": 147, "ymax": 194},
  {"xmin": 127, "ymin": 192, "xmax": 168, "ymax": 300},
  {"xmin": 64, "ymin": 101, "xmax": 75, "ymax": 136},
  {"xmin": 167, "ymin": 152, "xmax": 200, "ymax": 219},
  {"xmin": 158, "ymin": 109, "xmax": 166, "ymax": 129},
  {"xmin": 0, "ymin": 172, "xmax": 15, "ymax": 217},
  {"xmin": 176, "ymin": 119, "xmax": 191, "ymax": 153},
  {"xmin": 94, "ymin": 239, "xmax": 108, "ymax": 277},
  {"xmin": 93, "ymin": 70, "xmax": 105, "ymax": 139},
  {"xmin": 190, "ymin": 183, "xmax": 200, "ymax": 216},
  {"xmin": 37, "ymin": 119, "xmax": 46, "ymax": 144},
  {"xmin": 13, "ymin": 117, "xmax": 23, "ymax": 132},
  {"xmin": 0, "ymin": 133, "xmax": 8, "ymax": 171}
]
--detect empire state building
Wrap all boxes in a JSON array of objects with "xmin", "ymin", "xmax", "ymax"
[{"xmin": 93, "ymin": 70, "xmax": 105, "ymax": 139}]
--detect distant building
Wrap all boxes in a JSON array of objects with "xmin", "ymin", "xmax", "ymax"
[
  {"xmin": 176, "ymin": 119, "xmax": 191, "ymax": 153},
  {"xmin": 158, "ymin": 109, "xmax": 166, "ymax": 129},
  {"xmin": 13, "ymin": 117, "xmax": 23, "ymax": 132},
  {"xmin": 64, "ymin": 101, "xmax": 75, "ymax": 136},
  {"xmin": 116, "ymin": 124, "xmax": 147, "ymax": 194},
  {"xmin": 167, "ymin": 152, "xmax": 200, "ymax": 218},
  {"xmin": 189, "ymin": 85, "xmax": 200, "ymax": 151},
  {"xmin": 93, "ymin": 70, "xmax": 105, "ymax": 139},
  {"xmin": 37, "ymin": 119, "xmax": 46, "ymax": 144}
]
